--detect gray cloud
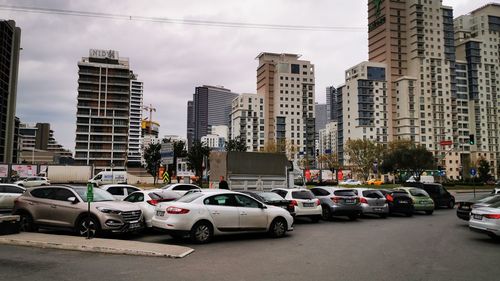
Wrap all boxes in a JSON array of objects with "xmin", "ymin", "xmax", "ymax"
[{"xmin": 0, "ymin": 0, "xmax": 491, "ymax": 151}]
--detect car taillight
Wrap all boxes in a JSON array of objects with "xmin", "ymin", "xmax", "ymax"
[
  {"xmin": 290, "ymin": 200, "xmax": 298, "ymax": 207},
  {"xmin": 385, "ymin": 194, "xmax": 394, "ymax": 202},
  {"xmin": 360, "ymin": 197, "xmax": 368, "ymax": 204},
  {"xmin": 147, "ymin": 200, "xmax": 158, "ymax": 206},
  {"xmin": 484, "ymin": 214, "xmax": 500, "ymax": 219},
  {"xmin": 331, "ymin": 196, "xmax": 341, "ymax": 203},
  {"xmin": 166, "ymin": 206, "xmax": 190, "ymax": 214},
  {"xmin": 316, "ymin": 199, "xmax": 320, "ymax": 206}
]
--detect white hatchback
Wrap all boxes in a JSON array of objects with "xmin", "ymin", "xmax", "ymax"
[
  {"xmin": 271, "ymin": 188, "xmax": 322, "ymax": 222},
  {"xmin": 14, "ymin": 177, "xmax": 50, "ymax": 187},
  {"xmin": 152, "ymin": 190, "xmax": 294, "ymax": 243},
  {"xmin": 123, "ymin": 190, "xmax": 180, "ymax": 227}
]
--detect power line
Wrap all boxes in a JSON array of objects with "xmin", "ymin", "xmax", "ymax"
[{"xmin": 0, "ymin": 4, "xmax": 366, "ymax": 32}]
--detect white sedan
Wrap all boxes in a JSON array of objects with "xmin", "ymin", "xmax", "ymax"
[
  {"xmin": 14, "ymin": 176, "xmax": 50, "ymax": 187},
  {"xmin": 339, "ymin": 179, "xmax": 362, "ymax": 186},
  {"xmin": 123, "ymin": 190, "xmax": 180, "ymax": 227},
  {"xmin": 469, "ymin": 201, "xmax": 500, "ymax": 240},
  {"xmin": 152, "ymin": 189, "xmax": 294, "ymax": 243},
  {"xmin": 161, "ymin": 183, "xmax": 201, "ymax": 196}
]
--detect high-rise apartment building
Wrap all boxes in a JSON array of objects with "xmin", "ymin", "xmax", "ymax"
[
  {"xmin": 315, "ymin": 103, "xmax": 328, "ymax": 134},
  {"xmin": 318, "ymin": 121, "xmax": 338, "ymax": 156},
  {"xmin": 326, "ymin": 86, "xmax": 338, "ymax": 121},
  {"xmin": 190, "ymin": 85, "xmax": 238, "ymax": 145},
  {"xmin": 75, "ymin": 49, "xmax": 131, "ymax": 170},
  {"xmin": 0, "ymin": 20, "xmax": 21, "ymax": 163},
  {"xmin": 127, "ymin": 74, "xmax": 143, "ymax": 166},
  {"xmin": 256, "ymin": 52, "xmax": 316, "ymax": 158},
  {"xmin": 229, "ymin": 93, "xmax": 265, "ymax": 151},
  {"xmin": 186, "ymin": 100, "xmax": 194, "ymax": 149},
  {"xmin": 18, "ymin": 122, "xmax": 72, "ymax": 163}
]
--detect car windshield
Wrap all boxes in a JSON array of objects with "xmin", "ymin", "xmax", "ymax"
[
  {"xmin": 292, "ymin": 190, "xmax": 314, "ymax": 200},
  {"xmin": 257, "ymin": 192, "xmax": 285, "ymax": 201},
  {"xmin": 177, "ymin": 192, "xmax": 203, "ymax": 203},
  {"xmin": 409, "ymin": 188, "xmax": 429, "ymax": 197},
  {"xmin": 74, "ymin": 187, "xmax": 115, "ymax": 202}
]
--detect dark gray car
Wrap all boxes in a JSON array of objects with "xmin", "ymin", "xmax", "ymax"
[{"xmin": 310, "ymin": 187, "xmax": 362, "ymax": 220}]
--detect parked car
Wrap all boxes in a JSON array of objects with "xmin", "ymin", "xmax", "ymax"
[
  {"xmin": 457, "ymin": 195, "xmax": 500, "ymax": 221},
  {"xmin": 124, "ymin": 190, "xmax": 180, "ymax": 227},
  {"xmin": 14, "ymin": 176, "xmax": 50, "ymax": 187},
  {"xmin": 0, "ymin": 184, "xmax": 25, "ymax": 212},
  {"xmin": 394, "ymin": 187, "xmax": 435, "ymax": 215},
  {"xmin": 88, "ymin": 171, "xmax": 127, "ymax": 187},
  {"xmin": 378, "ymin": 189, "xmax": 415, "ymax": 217},
  {"xmin": 469, "ymin": 201, "xmax": 500, "ymax": 240},
  {"xmin": 351, "ymin": 188, "xmax": 389, "ymax": 218},
  {"xmin": 272, "ymin": 188, "xmax": 322, "ymax": 222},
  {"xmin": 403, "ymin": 182, "xmax": 455, "ymax": 208},
  {"xmin": 339, "ymin": 179, "xmax": 362, "ymax": 186},
  {"xmin": 491, "ymin": 188, "xmax": 500, "ymax": 195},
  {"xmin": 99, "ymin": 184, "xmax": 142, "ymax": 200},
  {"xmin": 240, "ymin": 191, "xmax": 295, "ymax": 216},
  {"xmin": 161, "ymin": 183, "xmax": 201, "ymax": 196},
  {"xmin": 310, "ymin": 187, "xmax": 361, "ymax": 220},
  {"xmin": 13, "ymin": 185, "xmax": 143, "ymax": 236},
  {"xmin": 151, "ymin": 189, "xmax": 294, "ymax": 243},
  {"xmin": 366, "ymin": 179, "xmax": 383, "ymax": 186}
]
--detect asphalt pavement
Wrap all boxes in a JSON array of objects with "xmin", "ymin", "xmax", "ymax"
[{"xmin": 1, "ymin": 192, "xmax": 499, "ymax": 281}]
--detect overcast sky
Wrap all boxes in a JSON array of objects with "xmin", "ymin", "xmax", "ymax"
[{"xmin": 0, "ymin": 0, "xmax": 493, "ymax": 151}]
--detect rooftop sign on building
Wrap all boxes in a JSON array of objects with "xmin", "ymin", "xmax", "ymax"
[{"xmin": 89, "ymin": 49, "xmax": 119, "ymax": 60}]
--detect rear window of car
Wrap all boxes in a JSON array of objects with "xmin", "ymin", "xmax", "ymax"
[
  {"xmin": 176, "ymin": 192, "xmax": 203, "ymax": 203},
  {"xmin": 334, "ymin": 190, "xmax": 356, "ymax": 197},
  {"xmin": 362, "ymin": 190, "xmax": 383, "ymax": 198},
  {"xmin": 409, "ymin": 188, "xmax": 429, "ymax": 197},
  {"xmin": 292, "ymin": 190, "xmax": 315, "ymax": 200},
  {"xmin": 483, "ymin": 195, "xmax": 500, "ymax": 204},
  {"xmin": 257, "ymin": 192, "xmax": 284, "ymax": 201}
]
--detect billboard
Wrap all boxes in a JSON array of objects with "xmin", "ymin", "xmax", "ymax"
[
  {"xmin": 11, "ymin": 165, "xmax": 37, "ymax": 178},
  {"xmin": 0, "ymin": 164, "xmax": 8, "ymax": 178}
]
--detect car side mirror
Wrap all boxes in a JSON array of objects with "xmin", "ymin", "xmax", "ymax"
[
  {"xmin": 259, "ymin": 203, "xmax": 267, "ymax": 209},
  {"xmin": 67, "ymin": 197, "xmax": 78, "ymax": 204}
]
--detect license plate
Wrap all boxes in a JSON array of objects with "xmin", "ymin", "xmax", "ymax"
[
  {"xmin": 156, "ymin": 210, "xmax": 165, "ymax": 217},
  {"xmin": 129, "ymin": 222, "xmax": 141, "ymax": 229},
  {"xmin": 473, "ymin": 214, "xmax": 483, "ymax": 220},
  {"xmin": 345, "ymin": 199, "xmax": 355, "ymax": 204},
  {"xmin": 399, "ymin": 200, "xmax": 408, "ymax": 204},
  {"xmin": 280, "ymin": 206, "xmax": 287, "ymax": 209},
  {"xmin": 303, "ymin": 203, "xmax": 314, "ymax": 207},
  {"xmin": 461, "ymin": 206, "xmax": 470, "ymax": 210},
  {"xmin": 373, "ymin": 208, "xmax": 382, "ymax": 212}
]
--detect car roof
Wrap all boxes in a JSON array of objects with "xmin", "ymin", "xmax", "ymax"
[
  {"xmin": 272, "ymin": 187, "xmax": 310, "ymax": 192},
  {"xmin": 100, "ymin": 184, "xmax": 140, "ymax": 188}
]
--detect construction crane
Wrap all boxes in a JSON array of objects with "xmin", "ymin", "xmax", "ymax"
[{"xmin": 143, "ymin": 104, "xmax": 156, "ymax": 134}]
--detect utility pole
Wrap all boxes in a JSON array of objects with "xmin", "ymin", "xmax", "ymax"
[{"xmin": 143, "ymin": 104, "xmax": 156, "ymax": 134}]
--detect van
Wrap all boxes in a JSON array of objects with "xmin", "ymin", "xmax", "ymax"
[
  {"xmin": 403, "ymin": 182, "xmax": 455, "ymax": 208},
  {"xmin": 406, "ymin": 175, "xmax": 434, "ymax": 183},
  {"xmin": 88, "ymin": 171, "xmax": 127, "ymax": 187}
]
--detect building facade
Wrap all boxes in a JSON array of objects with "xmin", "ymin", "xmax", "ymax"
[
  {"xmin": 0, "ymin": 20, "xmax": 21, "ymax": 163},
  {"xmin": 318, "ymin": 121, "xmax": 338, "ymax": 157},
  {"xmin": 186, "ymin": 100, "xmax": 194, "ymax": 149},
  {"xmin": 315, "ymin": 103, "xmax": 328, "ymax": 134},
  {"xmin": 256, "ymin": 52, "xmax": 316, "ymax": 159},
  {"xmin": 18, "ymin": 122, "xmax": 72, "ymax": 164},
  {"xmin": 74, "ymin": 49, "xmax": 131, "ymax": 170},
  {"xmin": 229, "ymin": 94, "xmax": 265, "ymax": 152},
  {"xmin": 127, "ymin": 75, "xmax": 143, "ymax": 166},
  {"xmin": 326, "ymin": 86, "xmax": 338, "ymax": 121}
]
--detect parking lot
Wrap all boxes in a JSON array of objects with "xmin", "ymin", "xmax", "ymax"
[{"xmin": 1, "ymin": 192, "xmax": 499, "ymax": 281}]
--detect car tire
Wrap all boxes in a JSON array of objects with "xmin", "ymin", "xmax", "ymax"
[
  {"xmin": 405, "ymin": 212, "xmax": 413, "ymax": 217},
  {"xmin": 310, "ymin": 216, "xmax": 321, "ymax": 223},
  {"xmin": 19, "ymin": 212, "xmax": 37, "ymax": 232},
  {"xmin": 190, "ymin": 221, "xmax": 213, "ymax": 244},
  {"xmin": 321, "ymin": 206, "xmax": 331, "ymax": 220},
  {"xmin": 448, "ymin": 200, "xmax": 455, "ymax": 209},
  {"xmin": 76, "ymin": 216, "xmax": 100, "ymax": 238},
  {"xmin": 379, "ymin": 213, "xmax": 388, "ymax": 219},
  {"xmin": 348, "ymin": 214, "xmax": 359, "ymax": 221},
  {"xmin": 425, "ymin": 210, "xmax": 434, "ymax": 215},
  {"xmin": 269, "ymin": 217, "xmax": 287, "ymax": 238}
]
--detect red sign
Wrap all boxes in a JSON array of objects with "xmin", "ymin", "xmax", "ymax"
[
  {"xmin": 440, "ymin": 140, "xmax": 453, "ymax": 146},
  {"xmin": 337, "ymin": 169, "xmax": 343, "ymax": 181}
]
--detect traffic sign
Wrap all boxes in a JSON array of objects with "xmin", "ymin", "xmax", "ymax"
[
  {"xmin": 162, "ymin": 171, "xmax": 170, "ymax": 183},
  {"xmin": 470, "ymin": 168, "xmax": 477, "ymax": 176},
  {"xmin": 439, "ymin": 140, "xmax": 453, "ymax": 146},
  {"xmin": 160, "ymin": 142, "xmax": 174, "ymax": 165},
  {"xmin": 86, "ymin": 183, "xmax": 94, "ymax": 202}
]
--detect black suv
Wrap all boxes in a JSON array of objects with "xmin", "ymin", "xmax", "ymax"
[{"xmin": 403, "ymin": 182, "xmax": 455, "ymax": 208}]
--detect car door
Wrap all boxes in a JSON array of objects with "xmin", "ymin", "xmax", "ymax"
[
  {"xmin": 48, "ymin": 188, "xmax": 82, "ymax": 227},
  {"xmin": 234, "ymin": 194, "xmax": 268, "ymax": 231},
  {"xmin": 203, "ymin": 194, "xmax": 240, "ymax": 231},
  {"xmin": 0, "ymin": 185, "xmax": 25, "ymax": 210},
  {"xmin": 28, "ymin": 187, "xmax": 58, "ymax": 225}
]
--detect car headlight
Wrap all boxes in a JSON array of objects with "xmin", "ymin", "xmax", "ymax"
[{"xmin": 96, "ymin": 207, "xmax": 122, "ymax": 215}]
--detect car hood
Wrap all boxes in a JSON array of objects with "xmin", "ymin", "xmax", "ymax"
[{"xmin": 91, "ymin": 201, "xmax": 140, "ymax": 212}]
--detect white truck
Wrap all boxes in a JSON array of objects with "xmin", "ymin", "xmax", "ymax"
[
  {"xmin": 88, "ymin": 171, "xmax": 127, "ymax": 187},
  {"xmin": 42, "ymin": 166, "xmax": 93, "ymax": 184}
]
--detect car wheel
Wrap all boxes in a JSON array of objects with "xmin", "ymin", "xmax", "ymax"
[
  {"xmin": 190, "ymin": 221, "xmax": 213, "ymax": 244},
  {"xmin": 321, "ymin": 206, "xmax": 331, "ymax": 220},
  {"xmin": 379, "ymin": 213, "xmax": 388, "ymax": 219},
  {"xmin": 19, "ymin": 212, "xmax": 37, "ymax": 232},
  {"xmin": 425, "ymin": 210, "xmax": 434, "ymax": 215},
  {"xmin": 310, "ymin": 216, "xmax": 321, "ymax": 223},
  {"xmin": 405, "ymin": 212, "xmax": 413, "ymax": 217},
  {"xmin": 348, "ymin": 214, "xmax": 359, "ymax": 221},
  {"xmin": 448, "ymin": 200, "xmax": 455, "ymax": 209},
  {"xmin": 269, "ymin": 217, "xmax": 287, "ymax": 238},
  {"xmin": 77, "ymin": 217, "xmax": 100, "ymax": 238}
]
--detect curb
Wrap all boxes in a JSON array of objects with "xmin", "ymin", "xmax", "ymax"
[{"xmin": 0, "ymin": 235, "xmax": 194, "ymax": 258}]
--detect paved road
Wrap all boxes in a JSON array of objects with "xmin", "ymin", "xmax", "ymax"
[{"xmin": 1, "ymin": 198, "xmax": 500, "ymax": 281}]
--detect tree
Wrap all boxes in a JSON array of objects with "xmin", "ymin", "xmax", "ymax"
[
  {"xmin": 143, "ymin": 142, "xmax": 161, "ymax": 185},
  {"xmin": 225, "ymin": 136, "xmax": 247, "ymax": 152},
  {"xmin": 317, "ymin": 153, "xmax": 340, "ymax": 181},
  {"xmin": 186, "ymin": 140, "xmax": 210, "ymax": 185},
  {"xmin": 344, "ymin": 139, "xmax": 384, "ymax": 181},
  {"xmin": 380, "ymin": 145, "xmax": 435, "ymax": 182},
  {"xmin": 477, "ymin": 158, "xmax": 491, "ymax": 183}
]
